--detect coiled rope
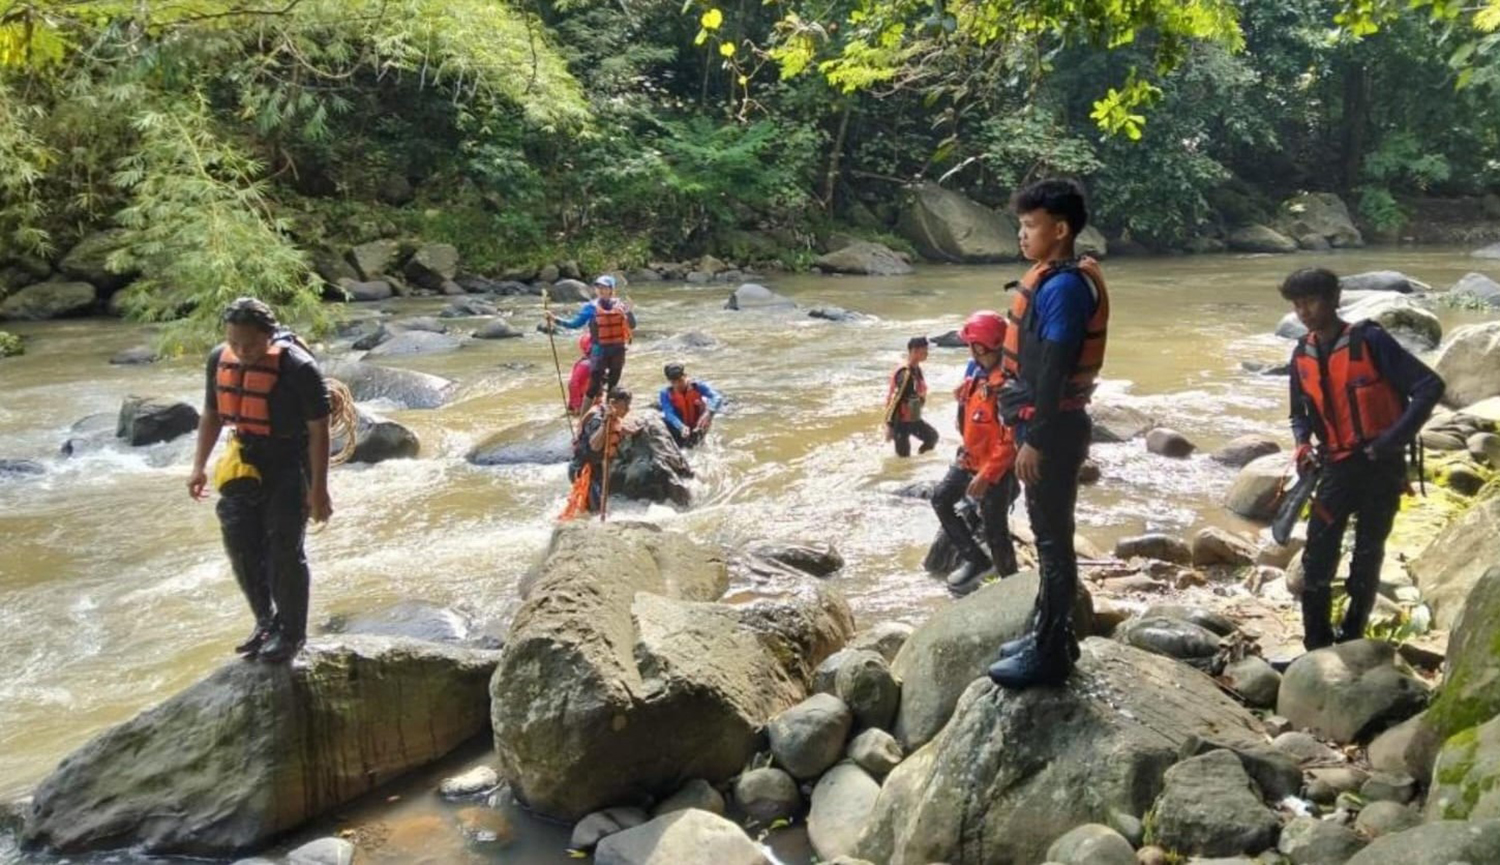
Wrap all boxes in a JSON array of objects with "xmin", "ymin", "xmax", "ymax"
[{"xmin": 326, "ymin": 377, "xmax": 359, "ymax": 466}]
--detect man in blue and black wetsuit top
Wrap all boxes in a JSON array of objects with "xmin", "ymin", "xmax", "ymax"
[
  {"xmin": 987, "ymin": 179, "xmax": 1110, "ymax": 690},
  {"xmin": 1282, "ymin": 267, "xmax": 1443, "ymax": 651}
]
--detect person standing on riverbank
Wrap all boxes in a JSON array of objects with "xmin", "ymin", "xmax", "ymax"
[
  {"xmin": 546, "ymin": 275, "xmax": 636, "ymax": 404},
  {"xmin": 987, "ymin": 179, "xmax": 1109, "ymax": 690},
  {"xmin": 933, "ymin": 313, "xmax": 1020, "ymax": 595},
  {"xmin": 886, "ymin": 336, "xmax": 940, "ymax": 457},
  {"xmin": 659, "ymin": 363, "xmax": 723, "ymax": 448},
  {"xmin": 187, "ymin": 298, "xmax": 332, "ymax": 664},
  {"xmin": 562, "ymin": 387, "xmax": 640, "ymax": 518},
  {"xmin": 1281, "ymin": 267, "xmax": 1444, "ymax": 651}
]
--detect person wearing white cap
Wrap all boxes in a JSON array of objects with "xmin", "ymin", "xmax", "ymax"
[{"xmin": 546, "ymin": 275, "xmax": 637, "ymax": 404}]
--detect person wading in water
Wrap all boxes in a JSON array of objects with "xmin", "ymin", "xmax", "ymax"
[
  {"xmin": 659, "ymin": 362, "xmax": 723, "ymax": 449},
  {"xmin": 932, "ymin": 313, "xmax": 1020, "ymax": 596},
  {"xmin": 1281, "ymin": 266, "xmax": 1443, "ymax": 651},
  {"xmin": 986, "ymin": 179, "xmax": 1109, "ymax": 690},
  {"xmin": 885, "ymin": 336, "xmax": 940, "ymax": 457},
  {"xmin": 188, "ymin": 298, "xmax": 332, "ymax": 663},
  {"xmin": 546, "ymin": 275, "xmax": 636, "ymax": 405}
]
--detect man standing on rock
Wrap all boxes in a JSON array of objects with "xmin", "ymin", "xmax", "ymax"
[
  {"xmin": 1281, "ymin": 267, "xmax": 1443, "ymax": 650},
  {"xmin": 562, "ymin": 387, "xmax": 640, "ymax": 518},
  {"xmin": 187, "ymin": 298, "xmax": 332, "ymax": 664},
  {"xmin": 886, "ymin": 336, "xmax": 940, "ymax": 457},
  {"xmin": 546, "ymin": 275, "xmax": 636, "ymax": 405},
  {"xmin": 987, "ymin": 179, "xmax": 1109, "ymax": 690},
  {"xmin": 932, "ymin": 313, "xmax": 1020, "ymax": 596}
]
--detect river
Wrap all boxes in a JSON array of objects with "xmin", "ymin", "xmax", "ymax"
[{"xmin": 1, "ymin": 247, "xmax": 1496, "ymax": 863}]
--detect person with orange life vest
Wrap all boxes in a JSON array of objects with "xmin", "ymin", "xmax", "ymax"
[
  {"xmin": 187, "ymin": 298, "xmax": 332, "ymax": 664},
  {"xmin": 565, "ymin": 387, "xmax": 641, "ymax": 515},
  {"xmin": 567, "ymin": 334, "xmax": 594, "ymax": 415},
  {"xmin": 546, "ymin": 275, "xmax": 636, "ymax": 404},
  {"xmin": 659, "ymin": 363, "xmax": 723, "ymax": 448},
  {"xmin": 1282, "ymin": 267, "xmax": 1443, "ymax": 651},
  {"xmin": 987, "ymin": 179, "xmax": 1109, "ymax": 690},
  {"xmin": 931, "ymin": 313, "xmax": 1021, "ymax": 595},
  {"xmin": 885, "ymin": 336, "xmax": 940, "ymax": 457}
]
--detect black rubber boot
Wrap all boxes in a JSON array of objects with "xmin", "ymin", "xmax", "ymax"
[
  {"xmin": 1301, "ymin": 587, "xmax": 1336, "ymax": 651},
  {"xmin": 946, "ymin": 557, "xmax": 994, "ymax": 596},
  {"xmin": 256, "ymin": 630, "xmax": 304, "ymax": 664},
  {"xmin": 987, "ymin": 635, "xmax": 1072, "ymax": 689},
  {"xmin": 234, "ymin": 623, "xmax": 273, "ymax": 657},
  {"xmin": 996, "ymin": 630, "xmax": 1081, "ymax": 663}
]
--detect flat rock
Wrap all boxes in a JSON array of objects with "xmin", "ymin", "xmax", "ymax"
[
  {"xmin": 725, "ymin": 283, "xmax": 794, "ymax": 310},
  {"xmin": 1, "ymin": 280, "xmax": 97, "ymax": 321},
  {"xmin": 466, "ymin": 420, "xmax": 573, "ymax": 466},
  {"xmin": 1340, "ymin": 270, "xmax": 1423, "ymax": 293},
  {"xmin": 594, "ymin": 809, "xmax": 769, "ymax": 865},
  {"xmin": 365, "ymin": 329, "xmax": 463, "ymax": 357},
  {"xmin": 1277, "ymin": 640, "xmax": 1430, "ymax": 744}
]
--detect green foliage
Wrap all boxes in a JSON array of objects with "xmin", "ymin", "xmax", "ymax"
[
  {"xmin": 1356, "ymin": 185, "xmax": 1407, "ymax": 233},
  {"xmin": 0, "ymin": 330, "xmax": 22, "ymax": 358}
]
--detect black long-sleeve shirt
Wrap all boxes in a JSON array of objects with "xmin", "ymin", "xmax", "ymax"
[{"xmin": 1288, "ymin": 321, "xmax": 1444, "ymax": 455}]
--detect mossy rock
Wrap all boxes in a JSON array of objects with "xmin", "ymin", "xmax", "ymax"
[
  {"xmin": 1410, "ymin": 565, "xmax": 1500, "ymax": 782},
  {"xmin": 1427, "ymin": 717, "xmax": 1500, "ymax": 820}
]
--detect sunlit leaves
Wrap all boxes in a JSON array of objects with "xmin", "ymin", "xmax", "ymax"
[{"xmin": 1089, "ymin": 76, "xmax": 1161, "ymax": 141}]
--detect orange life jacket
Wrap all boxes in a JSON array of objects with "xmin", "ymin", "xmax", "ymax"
[
  {"xmin": 1293, "ymin": 321, "xmax": 1406, "ymax": 462},
  {"xmin": 887, "ymin": 365, "xmax": 928, "ymax": 424},
  {"xmin": 1000, "ymin": 258, "xmax": 1109, "ymax": 410},
  {"xmin": 592, "ymin": 301, "xmax": 632, "ymax": 347},
  {"xmin": 670, "ymin": 384, "xmax": 706, "ymax": 430},
  {"xmin": 216, "ymin": 344, "xmax": 282, "ymax": 437},
  {"xmin": 959, "ymin": 365, "xmax": 1017, "ymax": 481}
]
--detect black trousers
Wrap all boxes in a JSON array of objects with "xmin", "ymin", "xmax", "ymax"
[
  {"xmin": 1300, "ymin": 453, "xmax": 1405, "ymax": 650},
  {"xmin": 1024, "ymin": 411, "xmax": 1091, "ymax": 656},
  {"xmin": 216, "ymin": 467, "xmax": 311, "ymax": 641},
  {"xmin": 892, "ymin": 420, "xmax": 939, "ymax": 457},
  {"xmin": 932, "ymin": 463, "xmax": 1019, "ymax": 572},
  {"xmin": 587, "ymin": 346, "xmax": 627, "ymax": 401}
]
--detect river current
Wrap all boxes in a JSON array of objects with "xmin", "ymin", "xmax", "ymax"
[{"xmin": 1, "ymin": 247, "xmax": 1495, "ymax": 863}]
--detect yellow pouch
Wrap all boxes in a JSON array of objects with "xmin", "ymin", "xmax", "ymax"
[{"xmin": 213, "ymin": 435, "xmax": 262, "ymax": 491}]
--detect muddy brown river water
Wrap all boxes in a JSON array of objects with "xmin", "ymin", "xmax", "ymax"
[{"xmin": 1, "ymin": 247, "xmax": 1496, "ymax": 863}]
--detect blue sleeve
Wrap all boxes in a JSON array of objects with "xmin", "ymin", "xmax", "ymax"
[
  {"xmin": 1365, "ymin": 326, "xmax": 1445, "ymax": 452},
  {"xmin": 557, "ymin": 304, "xmax": 594, "ymax": 331},
  {"xmin": 963, "ymin": 359, "xmax": 980, "ymax": 379},
  {"xmin": 659, "ymin": 386, "xmax": 686, "ymax": 432},
  {"xmin": 695, "ymin": 381, "xmax": 723, "ymax": 412},
  {"xmin": 1033, "ymin": 272, "xmax": 1094, "ymax": 346}
]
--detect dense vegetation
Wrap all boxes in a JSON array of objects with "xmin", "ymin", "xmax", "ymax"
[{"xmin": 0, "ymin": 0, "xmax": 1498, "ymax": 342}]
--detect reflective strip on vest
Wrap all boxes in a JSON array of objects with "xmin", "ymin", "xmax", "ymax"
[
  {"xmin": 215, "ymin": 345, "xmax": 282, "ymax": 437},
  {"xmin": 1293, "ymin": 322, "xmax": 1405, "ymax": 460}
]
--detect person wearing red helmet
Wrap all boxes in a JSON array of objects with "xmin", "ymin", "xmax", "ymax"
[
  {"xmin": 987, "ymin": 179, "xmax": 1109, "ymax": 690},
  {"xmin": 567, "ymin": 334, "xmax": 593, "ymax": 415},
  {"xmin": 930, "ymin": 310, "xmax": 1021, "ymax": 595}
]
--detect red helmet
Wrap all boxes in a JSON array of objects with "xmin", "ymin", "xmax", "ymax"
[
  {"xmin": 578, "ymin": 334, "xmax": 593, "ymax": 355},
  {"xmin": 959, "ymin": 310, "xmax": 1008, "ymax": 351}
]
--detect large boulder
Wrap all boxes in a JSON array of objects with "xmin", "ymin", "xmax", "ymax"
[
  {"xmin": 1345, "ymin": 820, "xmax": 1500, "ymax": 865},
  {"xmin": 1212, "ymin": 434, "xmax": 1281, "ymax": 467},
  {"xmin": 58, "ymin": 229, "xmax": 135, "ymax": 291},
  {"xmin": 594, "ymin": 809, "xmax": 769, "ymax": 865},
  {"xmin": 834, "ymin": 651, "xmax": 899, "ymax": 732},
  {"xmin": 724, "ymin": 283, "xmax": 794, "ymax": 311},
  {"xmin": 116, "ymin": 396, "xmax": 199, "ymax": 447},
  {"xmin": 895, "ymin": 182, "xmax": 1019, "ymax": 263},
  {"xmin": 1409, "ymin": 566, "xmax": 1500, "ymax": 782},
  {"xmin": 1340, "ymin": 270, "xmax": 1424, "ymax": 293},
  {"xmin": 890, "ymin": 569, "xmax": 1093, "ymax": 750},
  {"xmin": 1427, "ymin": 713, "xmax": 1500, "ymax": 820},
  {"xmin": 1076, "ymin": 225, "xmax": 1109, "ymax": 259},
  {"xmin": 337, "ymin": 278, "xmax": 394, "ymax": 302},
  {"xmin": 1473, "ymin": 242, "xmax": 1500, "ymax": 259},
  {"xmin": 0, "ymin": 280, "xmax": 97, "ymax": 320},
  {"xmin": 1146, "ymin": 749, "xmax": 1281, "ymax": 858},
  {"xmin": 1409, "ymin": 499, "xmax": 1500, "ymax": 629},
  {"xmin": 1447, "ymin": 272, "xmax": 1500, "ymax": 308},
  {"xmin": 364, "ymin": 330, "xmax": 464, "ymax": 357},
  {"xmin": 1279, "ymin": 293, "xmax": 1442, "ymax": 351},
  {"xmin": 814, "ymin": 242, "xmax": 913, "ymax": 276},
  {"xmin": 1276, "ymin": 640, "xmax": 1430, "ymax": 744},
  {"xmin": 1433, "ymin": 321, "xmax": 1500, "ymax": 408},
  {"xmin": 1225, "ymin": 452, "xmax": 1293, "ymax": 521},
  {"xmin": 807, "ymin": 763, "xmax": 881, "ymax": 861},
  {"xmin": 321, "ymin": 360, "xmax": 457, "ymax": 409},
  {"xmin": 23, "ymin": 636, "xmax": 500, "ymax": 855},
  {"xmin": 490, "ymin": 523, "xmax": 852, "ymax": 820},
  {"xmin": 1228, "ymin": 224, "xmax": 1298, "ymax": 254},
  {"xmin": 348, "ymin": 239, "xmax": 402, "ymax": 280},
  {"xmin": 855, "ymin": 639, "xmax": 1272, "ymax": 865},
  {"xmin": 1277, "ymin": 193, "xmax": 1363, "ymax": 248},
  {"xmin": 404, "ymin": 243, "xmax": 461, "ymax": 292},
  {"xmin": 608, "ymin": 416, "xmax": 694, "ymax": 507},
  {"xmin": 466, "ymin": 420, "xmax": 574, "ymax": 466}
]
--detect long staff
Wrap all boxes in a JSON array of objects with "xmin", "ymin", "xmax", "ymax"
[
  {"xmin": 541, "ymin": 289, "xmax": 575, "ymax": 438},
  {"xmin": 599, "ymin": 410, "xmax": 613, "ymax": 523}
]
